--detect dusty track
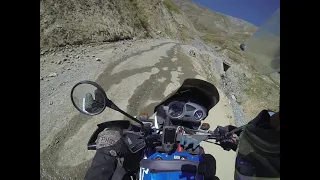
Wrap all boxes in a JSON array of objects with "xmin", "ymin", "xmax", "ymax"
[{"xmin": 40, "ymin": 39, "xmax": 235, "ymax": 179}]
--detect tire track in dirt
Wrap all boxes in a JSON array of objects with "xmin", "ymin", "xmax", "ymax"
[{"xmin": 41, "ymin": 42, "xmax": 177, "ymax": 179}]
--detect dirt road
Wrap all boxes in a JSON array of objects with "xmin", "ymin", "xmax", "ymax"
[
  {"xmin": 201, "ymin": 89, "xmax": 236, "ymax": 180},
  {"xmin": 40, "ymin": 39, "xmax": 236, "ymax": 179}
]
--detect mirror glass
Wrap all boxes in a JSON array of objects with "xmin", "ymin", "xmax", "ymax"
[{"xmin": 71, "ymin": 82, "xmax": 107, "ymax": 116}]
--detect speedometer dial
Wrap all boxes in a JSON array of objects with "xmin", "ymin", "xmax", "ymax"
[
  {"xmin": 193, "ymin": 110, "xmax": 204, "ymax": 120},
  {"xmin": 168, "ymin": 101, "xmax": 184, "ymax": 118}
]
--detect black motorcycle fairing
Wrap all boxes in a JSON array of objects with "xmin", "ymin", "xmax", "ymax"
[
  {"xmin": 171, "ymin": 119, "xmax": 201, "ymax": 130},
  {"xmin": 154, "ymin": 79, "xmax": 220, "ymax": 115}
]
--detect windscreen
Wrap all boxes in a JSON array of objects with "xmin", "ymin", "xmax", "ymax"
[
  {"xmin": 154, "ymin": 78, "xmax": 220, "ymax": 113},
  {"xmin": 244, "ymin": 8, "xmax": 280, "ymax": 74}
]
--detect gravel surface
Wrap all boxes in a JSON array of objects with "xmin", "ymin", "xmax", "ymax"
[
  {"xmin": 40, "ymin": 37, "xmax": 279, "ymax": 179},
  {"xmin": 41, "ymin": 38, "xmax": 239, "ymax": 179}
]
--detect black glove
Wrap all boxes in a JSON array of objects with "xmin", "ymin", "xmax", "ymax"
[
  {"xmin": 219, "ymin": 137, "xmax": 238, "ymax": 151},
  {"xmin": 96, "ymin": 128, "xmax": 144, "ymax": 157},
  {"xmin": 213, "ymin": 125, "xmax": 240, "ymax": 151},
  {"xmin": 85, "ymin": 128, "xmax": 144, "ymax": 180},
  {"xmin": 84, "ymin": 93, "xmax": 104, "ymax": 113},
  {"xmin": 94, "ymin": 89, "xmax": 104, "ymax": 103}
]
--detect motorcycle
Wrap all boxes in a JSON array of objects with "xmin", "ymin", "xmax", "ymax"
[{"xmin": 70, "ymin": 78, "xmax": 244, "ymax": 180}]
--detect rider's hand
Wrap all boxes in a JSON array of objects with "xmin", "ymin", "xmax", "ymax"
[
  {"xmin": 213, "ymin": 125, "xmax": 239, "ymax": 135},
  {"xmin": 96, "ymin": 128, "xmax": 142, "ymax": 157},
  {"xmin": 85, "ymin": 128, "xmax": 144, "ymax": 180},
  {"xmin": 177, "ymin": 134, "xmax": 200, "ymax": 150},
  {"xmin": 219, "ymin": 135, "xmax": 238, "ymax": 151},
  {"xmin": 213, "ymin": 125, "xmax": 239, "ymax": 151}
]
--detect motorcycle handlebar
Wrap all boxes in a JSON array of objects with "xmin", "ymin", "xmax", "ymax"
[
  {"xmin": 86, "ymin": 122, "xmax": 240, "ymax": 150},
  {"xmin": 87, "ymin": 132, "xmax": 218, "ymax": 151},
  {"xmin": 88, "ymin": 143, "xmax": 97, "ymax": 150}
]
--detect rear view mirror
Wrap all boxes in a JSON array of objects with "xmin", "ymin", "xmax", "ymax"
[
  {"xmin": 71, "ymin": 81, "xmax": 107, "ymax": 116},
  {"xmin": 70, "ymin": 80, "xmax": 145, "ymax": 129}
]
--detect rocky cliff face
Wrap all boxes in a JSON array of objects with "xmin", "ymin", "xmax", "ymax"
[
  {"xmin": 40, "ymin": 0, "xmax": 198, "ymax": 50},
  {"xmin": 40, "ymin": 0, "xmax": 256, "ymax": 51}
]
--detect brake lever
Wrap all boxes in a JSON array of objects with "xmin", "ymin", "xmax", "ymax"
[
  {"xmin": 224, "ymin": 125, "xmax": 245, "ymax": 138},
  {"xmin": 182, "ymin": 127, "xmax": 212, "ymax": 135},
  {"xmin": 204, "ymin": 139, "xmax": 219, "ymax": 145},
  {"xmin": 123, "ymin": 130, "xmax": 143, "ymax": 136}
]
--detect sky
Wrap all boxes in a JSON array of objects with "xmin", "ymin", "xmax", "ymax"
[{"xmin": 192, "ymin": 0, "xmax": 280, "ymax": 27}]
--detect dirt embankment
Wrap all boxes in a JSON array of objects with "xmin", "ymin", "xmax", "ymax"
[{"xmin": 40, "ymin": 0, "xmax": 197, "ymax": 50}]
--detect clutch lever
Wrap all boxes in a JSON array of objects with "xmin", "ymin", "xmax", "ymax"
[{"xmin": 225, "ymin": 125, "xmax": 246, "ymax": 137}]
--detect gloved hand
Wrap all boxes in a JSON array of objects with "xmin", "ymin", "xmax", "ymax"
[
  {"xmin": 94, "ymin": 89, "xmax": 104, "ymax": 103},
  {"xmin": 213, "ymin": 125, "xmax": 240, "ymax": 151},
  {"xmin": 96, "ymin": 128, "xmax": 143, "ymax": 157},
  {"xmin": 85, "ymin": 127, "xmax": 144, "ymax": 180},
  {"xmin": 84, "ymin": 93, "xmax": 95, "ymax": 112},
  {"xmin": 219, "ymin": 136, "xmax": 238, "ymax": 151},
  {"xmin": 177, "ymin": 134, "xmax": 200, "ymax": 150},
  {"xmin": 84, "ymin": 92, "xmax": 104, "ymax": 113}
]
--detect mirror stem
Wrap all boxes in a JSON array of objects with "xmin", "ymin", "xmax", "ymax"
[
  {"xmin": 164, "ymin": 116, "xmax": 170, "ymax": 126},
  {"xmin": 110, "ymin": 103, "xmax": 145, "ymax": 131}
]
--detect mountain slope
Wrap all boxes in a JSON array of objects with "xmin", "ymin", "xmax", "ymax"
[
  {"xmin": 40, "ymin": 0, "xmax": 279, "ymax": 125},
  {"xmin": 171, "ymin": 0, "xmax": 279, "ymax": 121},
  {"xmin": 40, "ymin": 0, "xmax": 257, "ymax": 53},
  {"xmin": 40, "ymin": 0, "xmax": 198, "ymax": 50},
  {"xmin": 173, "ymin": 0, "xmax": 258, "ymax": 64}
]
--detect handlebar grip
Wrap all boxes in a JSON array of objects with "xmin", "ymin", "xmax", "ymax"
[
  {"xmin": 87, "ymin": 126, "xmax": 104, "ymax": 150},
  {"xmin": 208, "ymin": 136, "xmax": 216, "ymax": 139}
]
